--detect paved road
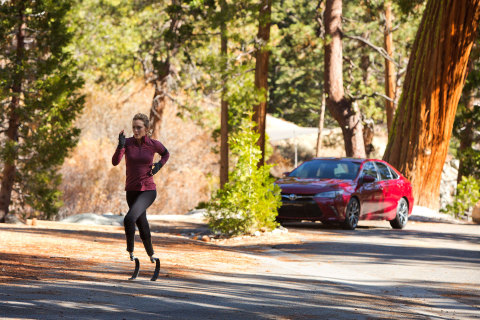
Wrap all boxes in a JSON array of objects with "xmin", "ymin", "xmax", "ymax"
[
  {"xmin": 1, "ymin": 220, "xmax": 479, "ymax": 319},
  {"xmin": 248, "ymin": 220, "xmax": 480, "ymax": 319}
]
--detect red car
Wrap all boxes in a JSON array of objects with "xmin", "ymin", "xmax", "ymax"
[{"xmin": 276, "ymin": 157, "xmax": 414, "ymax": 230}]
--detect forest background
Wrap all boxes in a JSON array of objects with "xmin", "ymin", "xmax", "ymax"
[{"xmin": 0, "ymin": 0, "xmax": 479, "ymax": 226}]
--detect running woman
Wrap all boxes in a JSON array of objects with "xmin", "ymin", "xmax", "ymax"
[{"xmin": 112, "ymin": 113, "xmax": 169, "ymax": 262}]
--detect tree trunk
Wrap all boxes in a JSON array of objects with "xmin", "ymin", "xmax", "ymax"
[
  {"xmin": 383, "ymin": 0, "xmax": 480, "ymax": 209},
  {"xmin": 149, "ymin": 62, "xmax": 170, "ymax": 138},
  {"xmin": 253, "ymin": 0, "xmax": 272, "ymax": 166},
  {"xmin": 220, "ymin": 0, "xmax": 229, "ymax": 188},
  {"xmin": 315, "ymin": 93, "xmax": 326, "ymax": 157},
  {"xmin": 0, "ymin": 5, "xmax": 24, "ymax": 223},
  {"xmin": 324, "ymin": 0, "xmax": 366, "ymax": 158},
  {"xmin": 384, "ymin": 1, "xmax": 396, "ymax": 135}
]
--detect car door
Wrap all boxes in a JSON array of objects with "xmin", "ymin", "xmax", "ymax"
[
  {"xmin": 374, "ymin": 161, "xmax": 396, "ymax": 218},
  {"xmin": 357, "ymin": 161, "xmax": 383, "ymax": 219}
]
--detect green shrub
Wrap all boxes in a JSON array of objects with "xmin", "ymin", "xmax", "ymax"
[
  {"xmin": 442, "ymin": 176, "xmax": 480, "ymax": 219},
  {"xmin": 206, "ymin": 118, "xmax": 281, "ymax": 236}
]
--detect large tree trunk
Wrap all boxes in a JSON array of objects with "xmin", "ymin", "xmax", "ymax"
[
  {"xmin": 220, "ymin": 0, "xmax": 229, "ymax": 188},
  {"xmin": 253, "ymin": 0, "xmax": 272, "ymax": 166},
  {"xmin": 383, "ymin": 0, "xmax": 480, "ymax": 209},
  {"xmin": 383, "ymin": 1, "xmax": 396, "ymax": 134},
  {"xmin": 315, "ymin": 93, "xmax": 326, "ymax": 157},
  {"xmin": 324, "ymin": 0, "xmax": 366, "ymax": 158},
  {"xmin": 0, "ymin": 5, "xmax": 24, "ymax": 223},
  {"xmin": 149, "ymin": 62, "xmax": 170, "ymax": 138}
]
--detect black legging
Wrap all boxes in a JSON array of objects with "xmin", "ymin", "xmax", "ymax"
[{"xmin": 124, "ymin": 190, "xmax": 157, "ymax": 256}]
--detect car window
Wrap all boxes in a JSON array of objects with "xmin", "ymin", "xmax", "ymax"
[
  {"xmin": 375, "ymin": 162, "xmax": 393, "ymax": 180},
  {"xmin": 389, "ymin": 167, "xmax": 399, "ymax": 179},
  {"xmin": 289, "ymin": 160, "xmax": 360, "ymax": 180},
  {"xmin": 361, "ymin": 162, "xmax": 378, "ymax": 180}
]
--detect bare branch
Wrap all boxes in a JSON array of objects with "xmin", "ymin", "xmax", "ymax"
[
  {"xmin": 349, "ymin": 91, "xmax": 397, "ymax": 103},
  {"xmin": 343, "ymin": 33, "xmax": 397, "ymax": 66}
]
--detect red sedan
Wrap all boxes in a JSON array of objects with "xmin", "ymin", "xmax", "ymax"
[{"xmin": 276, "ymin": 157, "xmax": 414, "ymax": 230}]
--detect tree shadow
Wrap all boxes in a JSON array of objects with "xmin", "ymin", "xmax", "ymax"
[{"xmin": 2, "ymin": 263, "xmax": 471, "ymax": 319}]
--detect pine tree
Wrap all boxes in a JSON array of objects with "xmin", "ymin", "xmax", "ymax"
[{"xmin": 0, "ymin": 0, "xmax": 84, "ymax": 221}]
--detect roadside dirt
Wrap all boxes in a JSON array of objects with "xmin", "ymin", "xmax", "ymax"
[{"xmin": 0, "ymin": 219, "xmax": 300, "ymax": 284}]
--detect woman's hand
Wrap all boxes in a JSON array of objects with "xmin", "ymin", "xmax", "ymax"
[
  {"xmin": 118, "ymin": 130, "xmax": 126, "ymax": 149},
  {"xmin": 149, "ymin": 162, "xmax": 163, "ymax": 176}
]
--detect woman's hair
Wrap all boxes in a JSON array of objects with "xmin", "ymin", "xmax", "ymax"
[{"xmin": 132, "ymin": 113, "xmax": 151, "ymax": 136}]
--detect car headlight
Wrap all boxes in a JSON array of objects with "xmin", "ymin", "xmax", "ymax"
[{"xmin": 315, "ymin": 190, "xmax": 343, "ymax": 198}]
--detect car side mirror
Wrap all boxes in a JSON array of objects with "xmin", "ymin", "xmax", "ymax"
[
  {"xmin": 283, "ymin": 171, "xmax": 291, "ymax": 177},
  {"xmin": 361, "ymin": 175, "xmax": 376, "ymax": 184}
]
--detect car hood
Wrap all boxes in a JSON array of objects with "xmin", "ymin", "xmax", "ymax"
[{"xmin": 275, "ymin": 177, "xmax": 355, "ymax": 194}]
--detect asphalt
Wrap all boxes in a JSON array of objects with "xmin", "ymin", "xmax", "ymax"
[{"xmin": 1, "ymin": 216, "xmax": 479, "ymax": 319}]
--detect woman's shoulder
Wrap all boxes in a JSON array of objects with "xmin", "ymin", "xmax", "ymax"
[{"xmin": 146, "ymin": 136, "xmax": 163, "ymax": 145}]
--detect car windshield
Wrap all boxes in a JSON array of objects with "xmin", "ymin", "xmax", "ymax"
[{"xmin": 289, "ymin": 160, "xmax": 361, "ymax": 180}]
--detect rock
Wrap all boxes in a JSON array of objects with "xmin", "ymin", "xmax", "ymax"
[
  {"xmin": 201, "ymin": 235, "xmax": 210, "ymax": 242},
  {"xmin": 254, "ymin": 231, "xmax": 261, "ymax": 237},
  {"xmin": 5, "ymin": 214, "xmax": 24, "ymax": 225},
  {"xmin": 473, "ymin": 201, "xmax": 480, "ymax": 224},
  {"xmin": 439, "ymin": 159, "xmax": 459, "ymax": 211},
  {"xmin": 450, "ymin": 159, "xmax": 460, "ymax": 170},
  {"xmin": 271, "ymin": 229, "xmax": 282, "ymax": 235}
]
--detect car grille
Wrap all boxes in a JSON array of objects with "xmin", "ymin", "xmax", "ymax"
[
  {"xmin": 279, "ymin": 194, "xmax": 322, "ymax": 219},
  {"xmin": 281, "ymin": 194, "xmax": 315, "ymax": 201}
]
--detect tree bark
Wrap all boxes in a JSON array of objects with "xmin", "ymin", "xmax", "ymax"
[
  {"xmin": 383, "ymin": 1, "xmax": 396, "ymax": 135},
  {"xmin": 149, "ymin": 8, "xmax": 181, "ymax": 138},
  {"xmin": 253, "ymin": 0, "xmax": 272, "ymax": 166},
  {"xmin": 220, "ymin": 0, "xmax": 229, "ymax": 188},
  {"xmin": 315, "ymin": 93, "xmax": 326, "ymax": 157},
  {"xmin": 149, "ymin": 62, "xmax": 170, "ymax": 138},
  {"xmin": 383, "ymin": 0, "xmax": 480, "ymax": 209},
  {"xmin": 324, "ymin": 0, "xmax": 366, "ymax": 158},
  {"xmin": 0, "ymin": 5, "xmax": 25, "ymax": 223}
]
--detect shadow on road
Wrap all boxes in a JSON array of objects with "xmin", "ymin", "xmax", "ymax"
[{"xmin": 2, "ymin": 265, "xmax": 472, "ymax": 319}]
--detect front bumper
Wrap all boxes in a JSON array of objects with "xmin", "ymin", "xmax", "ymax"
[{"xmin": 278, "ymin": 194, "xmax": 348, "ymax": 221}]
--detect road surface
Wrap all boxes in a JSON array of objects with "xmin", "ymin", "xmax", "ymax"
[{"xmin": 1, "ymin": 219, "xmax": 478, "ymax": 319}]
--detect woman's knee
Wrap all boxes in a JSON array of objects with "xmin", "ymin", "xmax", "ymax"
[{"xmin": 123, "ymin": 214, "xmax": 136, "ymax": 227}]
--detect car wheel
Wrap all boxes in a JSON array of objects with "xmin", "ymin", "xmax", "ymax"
[
  {"xmin": 390, "ymin": 198, "xmax": 409, "ymax": 229},
  {"xmin": 343, "ymin": 197, "xmax": 360, "ymax": 230}
]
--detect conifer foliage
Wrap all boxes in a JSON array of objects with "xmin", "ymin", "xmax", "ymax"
[{"xmin": 0, "ymin": 0, "xmax": 84, "ymax": 221}]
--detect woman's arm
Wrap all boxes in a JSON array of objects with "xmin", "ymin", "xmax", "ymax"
[
  {"xmin": 112, "ymin": 148, "xmax": 125, "ymax": 166},
  {"xmin": 112, "ymin": 130, "xmax": 126, "ymax": 166},
  {"xmin": 155, "ymin": 140, "xmax": 170, "ymax": 166},
  {"xmin": 149, "ymin": 140, "xmax": 169, "ymax": 176}
]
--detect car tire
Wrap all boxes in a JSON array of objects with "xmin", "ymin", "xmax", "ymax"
[
  {"xmin": 343, "ymin": 197, "xmax": 360, "ymax": 230},
  {"xmin": 390, "ymin": 198, "xmax": 409, "ymax": 229}
]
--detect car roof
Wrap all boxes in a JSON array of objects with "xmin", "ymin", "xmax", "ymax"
[{"xmin": 310, "ymin": 157, "xmax": 365, "ymax": 163}]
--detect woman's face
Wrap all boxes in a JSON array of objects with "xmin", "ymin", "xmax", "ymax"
[{"xmin": 132, "ymin": 119, "xmax": 147, "ymax": 140}]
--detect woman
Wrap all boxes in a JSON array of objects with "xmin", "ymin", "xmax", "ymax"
[{"xmin": 112, "ymin": 113, "xmax": 169, "ymax": 262}]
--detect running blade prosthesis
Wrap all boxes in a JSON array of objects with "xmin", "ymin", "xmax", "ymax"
[{"xmin": 128, "ymin": 257, "xmax": 160, "ymax": 281}]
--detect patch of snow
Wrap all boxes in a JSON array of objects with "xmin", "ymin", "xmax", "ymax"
[
  {"xmin": 410, "ymin": 206, "xmax": 459, "ymax": 223},
  {"xmin": 61, "ymin": 213, "xmax": 124, "ymax": 226}
]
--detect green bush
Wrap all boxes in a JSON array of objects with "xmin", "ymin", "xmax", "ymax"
[
  {"xmin": 206, "ymin": 118, "xmax": 281, "ymax": 236},
  {"xmin": 442, "ymin": 176, "xmax": 480, "ymax": 219}
]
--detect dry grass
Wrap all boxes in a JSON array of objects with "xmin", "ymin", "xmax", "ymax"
[{"xmin": 59, "ymin": 80, "xmax": 219, "ymax": 218}]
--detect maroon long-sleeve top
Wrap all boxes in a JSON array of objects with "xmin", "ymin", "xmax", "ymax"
[{"xmin": 112, "ymin": 135, "xmax": 169, "ymax": 191}]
